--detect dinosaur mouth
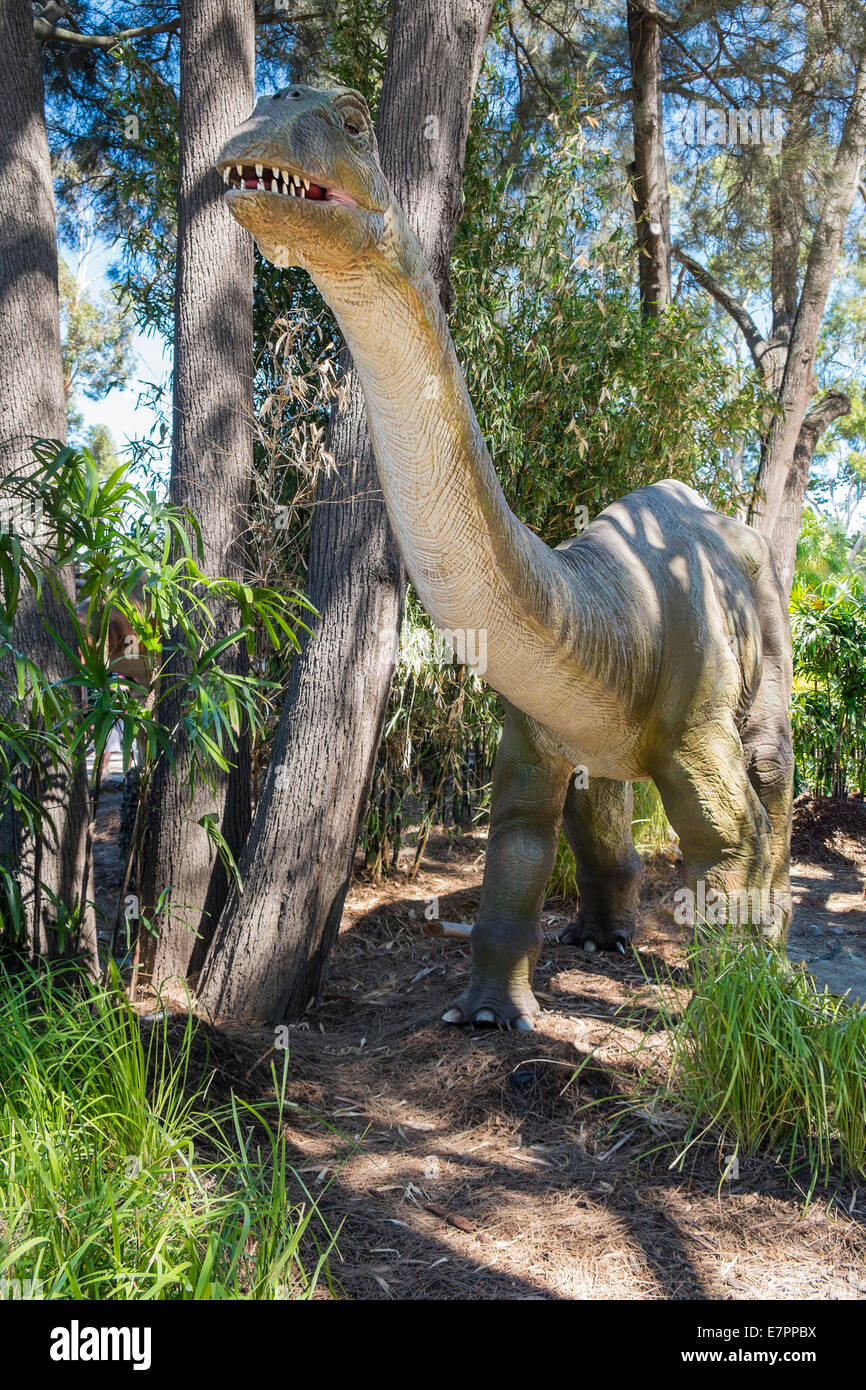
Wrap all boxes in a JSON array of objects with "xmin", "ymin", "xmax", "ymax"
[{"xmin": 220, "ymin": 162, "xmax": 358, "ymax": 206}]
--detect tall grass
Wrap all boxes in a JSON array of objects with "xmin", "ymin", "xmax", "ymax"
[
  {"xmin": 660, "ymin": 933, "xmax": 866, "ymax": 1189},
  {"xmin": 0, "ymin": 963, "xmax": 333, "ymax": 1299}
]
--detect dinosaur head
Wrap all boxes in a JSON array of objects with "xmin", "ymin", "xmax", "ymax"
[{"xmin": 217, "ymin": 85, "xmax": 395, "ymax": 276}]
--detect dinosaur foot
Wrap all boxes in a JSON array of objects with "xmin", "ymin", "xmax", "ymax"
[
  {"xmin": 558, "ymin": 913, "xmax": 634, "ymax": 955},
  {"xmin": 442, "ymin": 975, "xmax": 539, "ymax": 1031}
]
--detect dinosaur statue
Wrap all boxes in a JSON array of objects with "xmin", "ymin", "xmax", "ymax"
[{"xmin": 216, "ymin": 85, "xmax": 794, "ymax": 1030}]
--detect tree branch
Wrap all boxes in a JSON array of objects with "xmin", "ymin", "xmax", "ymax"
[
  {"xmin": 507, "ymin": 21, "xmax": 558, "ymax": 106},
  {"xmin": 671, "ymin": 244, "xmax": 767, "ymax": 369},
  {"xmin": 34, "ymin": 17, "xmax": 179, "ymax": 48},
  {"xmin": 799, "ymin": 389, "xmax": 851, "ymax": 446},
  {"xmin": 34, "ymin": 8, "xmax": 327, "ymax": 50}
]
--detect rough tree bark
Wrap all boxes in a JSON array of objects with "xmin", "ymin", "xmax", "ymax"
[
  {"xmin": 198, "ymin": 0, "xmax": 496, "ymax": 1021},
  {"xmin": 751, "ymin": 47, "xmax": 866, "ymax": 590},
  {"xmin": 626, "ymin": 0, "xmax": 670, "ymax": 317},
  {"xmin": 140, "ymin": 0, "xmax": 255, "ymax": 989},
  {"xmin": 674, "ymin": 41, "xmax": 866, "ymax": 598},
  {"xmin": 0, "ymin": 0, "xmax": 95, "ymax": 967}
]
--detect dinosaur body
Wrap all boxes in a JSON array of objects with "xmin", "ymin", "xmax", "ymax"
[{"xmin": 217, "ymin": 85, "xmax": 794, "ymax": 1029}]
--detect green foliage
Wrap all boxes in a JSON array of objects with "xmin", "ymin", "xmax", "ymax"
[
  {"xmin": 81, "ymin": 422, "xmax": 121, "ymax": 478},
  {"xmin": 0, "ymin": 444, "xmax": 314, "ymax": 949},
  {"xmin": 790, "ymin": 571, "xmax": 866, "ymax": 797},
  {"xmin": 59, "ymin": 255, "xmax": 135, "ymax": 407},
  {"xmin": 0, "ymin": 961, "xmax": 332, "ymax": 1299},
  {"xmin": 450, "ymin": 73, "xmax": 767, "ymax": 539},
  {"xmin": 361, "ymin": 595, "xmax": 500, "ymax": 878},
  {"xmin": 87, "ymin": 50, "xmax": 180, "ymax": 340},
  {"xmin": 810, "ymin": 386, "xmax": 866, "ymax": 531},
  {"xmin": 659, "ymin": 932, "xmax": 866, "ymax": 1191},
  {"xmin": 319, "ymin": 0, "xmax": 389, "ymax": 103},
  {"xmin": 794, "ymin": 506, "xmax": 854, "ymax": 589}
]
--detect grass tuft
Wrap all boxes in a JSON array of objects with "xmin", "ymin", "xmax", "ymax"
[
  {"xmin": 0, "ymin": 961, "xmax": 333, "ymax": 1299},
  {"xmin": 659, "ymin": 932, "xmax": 866, "ymax": 1190}
]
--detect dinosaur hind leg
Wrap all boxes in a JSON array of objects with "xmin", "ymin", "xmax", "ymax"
[
  {"xmin": 653, "ymin": 719, "xmax": 775, "ymax": 941},
  {"xmin": 558, "ymin": 778, "xmax": 642, "ymax": 953},
  {"xmin": 442, "ymin": 701, "xmax": 572, "ymax": 1030}
]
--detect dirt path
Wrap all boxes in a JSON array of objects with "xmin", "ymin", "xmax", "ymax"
[
  {"xmin": 93, "ymin": 790, "xmax": 866, "ymax": 1300},
  {"xmin": 789, "ymin": 862, "xmax": 866, "ymax": 1003},
  {"xmin": 787, "ymin": 796, "xmax": 866, "ymax": 1004}
]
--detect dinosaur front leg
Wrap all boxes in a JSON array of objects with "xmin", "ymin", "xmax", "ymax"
[
  {"xmin": 653, "ymin": 720, "xmax": 775, "ymax": 941},
  {"xmin": 741, "ymin": 727, "xmax": 793, "ymax": 946},
  {"xmin": 443, "ymin": 702, "xmax": 571, "ymax": 1030},
  {"xmin": 558, "ymin": 778, "xmax": 642, "ymax": 953}
]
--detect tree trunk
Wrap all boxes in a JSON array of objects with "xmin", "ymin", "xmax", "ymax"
[
  {"xmin": 198, "ymin": 0, "xmax": 496, "ymax": 1022},
  {"xmin": 751, "ymin": 48, "xmax": 866, "ymax": 594},
  {"xmin": 140, "ymin": 0, "xmax": 255, "ymax": 990},
  {"xmin": 0, "ymin": 0, "xmax": 95, "ymax": 968},
  {"xmin": 767, "ymin": 390, "xmax": 852, "ymax": 595},
  {"xmin": 674, "ymin": 43, "xmax": 866, "ymax": 599},
  {"xmin": 626, "ymin": 0, "xmax": 670, "ymax": 317}
]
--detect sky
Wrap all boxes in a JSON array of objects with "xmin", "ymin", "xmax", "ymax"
[
  {"xmin": 65, "ymin": 235, "xmax": 173, "ymax": 486},
  {"xmin": 77, "ymin": 327, "xmax": 171, "ymax": 445}
]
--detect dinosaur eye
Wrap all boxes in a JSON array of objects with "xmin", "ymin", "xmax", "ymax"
[{"xmin": 343, "ymin": 120, "xmax": 360, "ymax": 135}]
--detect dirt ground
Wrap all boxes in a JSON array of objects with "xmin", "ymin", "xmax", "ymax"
[
  {"xmin": 788, "ymin": 795, "xmax": 866, "ymax": 1004},
  {"xmin": 92, "ymin": 782, "xmax": 866, "ymax": 1301}
]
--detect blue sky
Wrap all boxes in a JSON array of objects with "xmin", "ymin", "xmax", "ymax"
[
  {"xmin": 65, "ymin": 235, "xmax": 173, "ymax": 484},
  {"xmin": 77, "ymin": 326, "xmax": 171, "ymax": 443}
]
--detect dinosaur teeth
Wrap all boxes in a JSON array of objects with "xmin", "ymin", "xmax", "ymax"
[{"xmin": 224, "ymin": 165, "xmax": 324, "ymax": 198}]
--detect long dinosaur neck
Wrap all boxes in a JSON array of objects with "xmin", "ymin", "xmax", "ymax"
[{"xmin": 313, "ymin": 227, "xmax": 566, "ymax": 695}]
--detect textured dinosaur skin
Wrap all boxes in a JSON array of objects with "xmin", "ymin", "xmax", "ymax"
[{"xmin": 217, "ymin": 85, "xmax": 795, "ymax": 1030}]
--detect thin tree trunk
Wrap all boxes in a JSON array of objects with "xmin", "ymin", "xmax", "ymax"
[
  {"xmin": 673, "ymin": 39, "xmax": 866, "ymax": 597},
  {"xmin": 140, "ymin": 0, "xmax": 255, "ymax": 990},
  {"xmin": 0, "ymin": 0, "xmax": 95, "ymax": 969},
  {"xmin": 751, "ymin": 47, "xmax": 866, "ymax": 593},
  {"xmin": 626, "ymin": 0, "xmax": 670, "ymax": 317},
  {"xmin": 767, "ymin": 389, "xmax": 852, "ymax": 595},
  {"xmin": 198, "ymin": 0, "xmax": 496, "ymax": 1022}
]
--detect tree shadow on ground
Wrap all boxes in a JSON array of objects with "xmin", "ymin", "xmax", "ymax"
[{"xmin": 157, "ymin": 861, "xmax": 866, "ymax": 1301}]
